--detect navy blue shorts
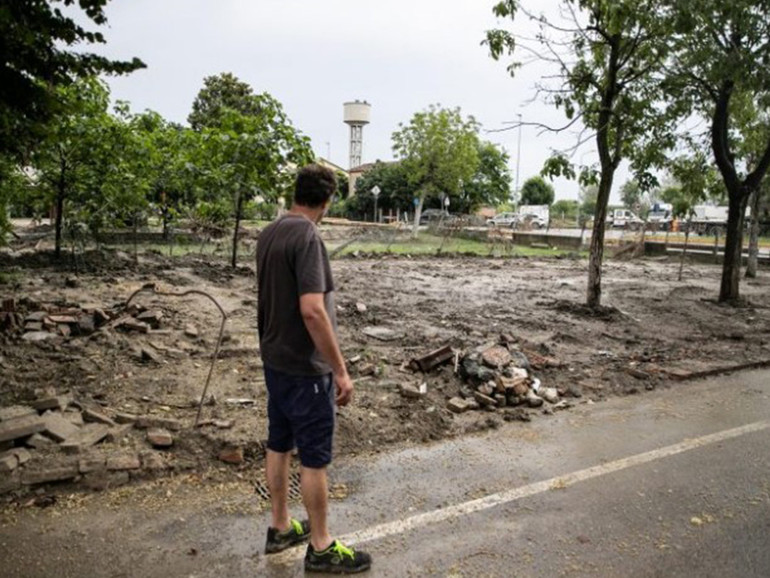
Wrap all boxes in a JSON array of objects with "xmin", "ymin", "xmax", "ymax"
[{"xmin": 264, "ymin": 366, "xmax": 335, "ymax": 468}]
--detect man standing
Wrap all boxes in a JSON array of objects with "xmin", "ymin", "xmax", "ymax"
[{"xmin": 257, "ymin": 164, "xmax": 372, "ymax": 574}]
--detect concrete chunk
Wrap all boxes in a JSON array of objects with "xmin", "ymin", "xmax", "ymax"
[
  {"xmin": 0, "ymin": 453, "xmax": 18, "ymax": 474},
  {"xmin": 82, "ymin": 408, "xmax": 116, "ymax": 427},
  {"xmin": 106, "ymin": 454, "xmax": 140, "ymax": 471},
  {"xmin": 0, "ymin": 471, "xmax": 21, "ymax": 495},
  {"xmin": 0, "ymin": 405, "xmax": 36, "ymax": 422},
  {"xmin": 0, "ymin": 414, "xmax": 46, "ymax": 443},
  {"xmin": 26, "ymin": 433, "xmax": 56, "ymax": 449},
  {"xmin": 32, "ymin": 395, "xmax": 72, "ymax": 412},
  {"xmin": 447, "ymin": 397, "xmax": 470, "ymax": 414},
  {"xmin": 42, "ymin": 412, "xmax": 81, "ymax": 442},
  {"xmin": 60, "ymin": 423, "xmax": 110, "ymax": 454},
  {"xmin": 22, "ymin": 462, "xmax": 79, "ymax": 485}
]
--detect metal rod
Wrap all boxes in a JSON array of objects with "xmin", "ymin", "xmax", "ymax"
[{"xmin": 125, "ymin": 283, "xmax": 228, "ymax": 426}]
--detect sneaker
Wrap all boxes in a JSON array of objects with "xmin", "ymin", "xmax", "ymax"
[
  {"xmin": 304, "ymin": 540, "xmax": 372, "ymax": 574},
  {"xmin": 264, "ymin": 518, "xmax": 310, "ymax": 554}
]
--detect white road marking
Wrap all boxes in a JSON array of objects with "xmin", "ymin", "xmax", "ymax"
[{"xmin": 274, "ymin": 419, "xmax": 770, "ymax": 561}]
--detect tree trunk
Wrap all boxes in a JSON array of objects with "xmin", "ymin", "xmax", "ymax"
[
  {"xmin": 586, "ymin": 171, "xmax": 615, "ymax": 308},
  {"xmin": 746, "ymin": 188, "xmax": 761, "ymax": 279},
  {"xmin": 719, "ymin": 189, "xmax": 749, "ymax": 302},
  {"xmin": 231, "ymin": 191, "xmax": 244, "ymax": 268}
]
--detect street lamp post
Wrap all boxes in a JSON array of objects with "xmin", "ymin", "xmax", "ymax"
[
  {"xmin": 371, "ymin": 185, "xmax": 381, "ymax": 223},
  {"xmin": 515, "ymin": 113, "xmax": 523, "ymax": 203}
]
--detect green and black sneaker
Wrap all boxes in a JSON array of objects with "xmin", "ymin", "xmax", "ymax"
[
  {"xmin": 305, "ymin": 540, "xmax": 372, "ymax": 574},
  {"xmin": 264, "ymin": 518, "xmax": 310, "ymax": 554}
]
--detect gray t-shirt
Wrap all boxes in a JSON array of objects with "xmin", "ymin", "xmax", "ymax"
[{"xmin": 257, "ymin": 213, "xmax": 337, "ymax": 376}]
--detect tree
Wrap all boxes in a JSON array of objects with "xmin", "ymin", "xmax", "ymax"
[
  {"xmin": 487, "ymin": 0, "xmax": 673, "ymax": 308},
  {"xmin": 665, "ymin": 0, "xmax": 770, "ymax": 301},
  {"xmin": 349, "ymin": 161, "xmax": 413, "ymax": 220},
  {"xmin": 132, "ymin": 111, "xmax": 200, "ymax": 238},
  {"xmin": 519, "ymin": 176, "xmax": 555, "ymax": 206},
  {"xmin": 620, "ymin": 180, "xmax": 642, "ymax": 210},
  {"xmin": 0, "ymin": 0, "xmax": 143, "ymax": 161},
  {"xmin": 194, "ymin": 98, "xmax": 313, "ymax": 267},
  {"xmin": 552, "ymin": 199, "xmax": 580, "ymax": 221},
  {"xmin": 458, "ymin": 141, "xmax": 512, "ymax": 213},
  {"xmin": 188, "ymin": 73, "xmax": 264, "ymax": 131},
  {"xmin": 392, "ymin": 105, "xmax": 481, "ymax": 236}
]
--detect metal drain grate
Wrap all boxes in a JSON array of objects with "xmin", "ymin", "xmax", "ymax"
[{"xmin": 254, "ymin": 472, "xmax": 302, "ymax": 502}]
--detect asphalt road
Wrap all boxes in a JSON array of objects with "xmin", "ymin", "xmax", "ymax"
[{"xmin": 2, "ymin": 369, "xmax": 769, "ymax": 578}]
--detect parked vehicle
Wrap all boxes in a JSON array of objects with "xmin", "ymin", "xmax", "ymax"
[
  {"xmin": 486, "ymin": 212, "xmax": 519, "ymax": 228},
  {"xmin": 519, "ymin": 213, "xmax": 548, "ymax": 229},
  {"xmin": 608, "ymin": 208, "xmax": 644, "ymax": 230},
  {"xmin": 518, "ymin": 204, "xmax": 550, "ymax": 228},
  {"xmin": 419, "ymin": 208, "xmax": 451, "ymax": 225},
  {"xmin": 647, "ymin": 203, "xmax": 673, "ymax": 231}
]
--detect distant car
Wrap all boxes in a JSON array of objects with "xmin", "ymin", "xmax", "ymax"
[
  {"xmin": 486, "ymin": 212, "xmax": 520, "ymax": 228},
  {"xmin": 519, "ymin": 213, "xmax": 548, "ymax": 229},
  {"xmin": 419, "ymin": 209, "xmax": 451, "ymax": 225}
]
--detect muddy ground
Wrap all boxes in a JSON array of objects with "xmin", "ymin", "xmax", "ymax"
[{"xmin": 1, "ymin": 228, "xmax": 770, "ymax": 499}]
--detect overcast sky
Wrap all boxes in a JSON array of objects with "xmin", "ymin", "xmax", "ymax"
[{"xmin": 94, "ymin": 0, "xmax": 630, "ymax": 203}]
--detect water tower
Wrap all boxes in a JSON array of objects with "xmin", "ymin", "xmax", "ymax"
[{"xmin": 343, "ymin": 100, "xmax": 371, "ymax": 169}]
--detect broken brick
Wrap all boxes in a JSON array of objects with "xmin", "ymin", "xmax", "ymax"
[
  {"xmin": 0, "ymin": 414, "xmax": 46, "ymax": 443},
  {"xmin": 218, "ymin": 446, "xmax": 244, "ymax": 465},
  {"xmin": 106, "ymin": 454, "xmax": 140, "ymax": 471},
  {"xmin": 21, "ymin": 462, "xmax": 79, "ymax": 485},
  {"xmin": 146, "ymin": 428, "xmax": 173, "ymax": 448},
  {"xmin": 82, "ymin": 408, "xmax": 116, "ymax": 427},
  {"xmin": 41, "ymin": 412, "xmax": 81, "ymax": 442}
]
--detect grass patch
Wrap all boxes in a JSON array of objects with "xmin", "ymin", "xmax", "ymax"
[
  {"xmin": 327, "ymin": 233, "xmax": 584, "ymax": 258},
  {"xmin": 0, "ymin": 271, "xmax": 22, "ymax": 285}
]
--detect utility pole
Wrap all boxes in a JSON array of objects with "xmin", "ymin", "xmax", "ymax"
[{"xmin": 515, "ymin": 113, "xmax": 522, "ymax": 203}]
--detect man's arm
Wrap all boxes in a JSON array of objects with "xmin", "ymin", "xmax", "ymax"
[{"xmin": 299, "ymin": 292, "xmax": 353, "ymax": 406}]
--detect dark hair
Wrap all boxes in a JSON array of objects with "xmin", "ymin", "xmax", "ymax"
[{"xmin": 294, "ymin": 164, "xmax": 337, "ymax": 208}]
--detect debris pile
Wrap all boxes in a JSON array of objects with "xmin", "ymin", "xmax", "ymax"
[
  {"xmin": 447, "ymin": 338, "xmax": 575, "ymax": 415},
  {"xmin": 0, "ymin": 297, "xmax": 167, "ymax": 343},
  {"xmin": 0, "ymin": 387, "xmax": 241, "ymax": 497}
]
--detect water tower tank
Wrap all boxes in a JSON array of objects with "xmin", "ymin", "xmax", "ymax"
[{"xmin": 343, "ymin": 100, "xmax": 371, "ymax": 169}]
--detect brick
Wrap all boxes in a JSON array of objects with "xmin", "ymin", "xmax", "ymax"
[
  {"xmin": 146, "ymin": 428, "xmax": 173, "ymax": 448},
  {"xmin": 473, "ymin": 391, "xmax": 498, "ymax": 407},
  {"xmin": 10, "ymin": 448, "xmax": 31, "ymax": 465},
  {"xmin": 24, "ymin": 311, "xmax": 48, "ymax": 322},
  {"xmin": 0, "ymin": 453, "xmax": 18, "ymax": 474},
  {"xmin": 82, "ymin": 408, "xmax": 116, "ymax": 427},
  {"xmin": 0, "ymin": 414, "xmax": 46, "ymax": 443},
  {"xmin": 137, "ymin": 310, "xmax": 163, "ymax": 329},
  {"xmin": 78, "ymin": 456, "xmax": 106, "ymax": 474},
  {"xmin": 184, "ymin": 324, "xmax": 199, "ymax": 338},
  {"xmin": 135, "ymin": 416, "xmax": 183, "ymax": 431},
  {"xmin": 0, "ymin": 405, "xmax": 37, "ymax": 422},
  {"xmin": 24, "ymin": 322, "xmax": 43, "ymax": 332},
  {"xmin": 398, "ymin": 383, "xmax": 424, "ymax": 399},
  {"xmin": 82, "ymin": 470, "xmax": 129, "ymax": 491},
  {"xmin": 106, "ymin": 454, "xmax": 140, "ymax": 471},
  {"xmin": 41, "ymin": 412, "xmax": 81, "ymax": 442},
  {"xmin": 22, "ymin": 330, "xmax": 58, "ymax": 342},
  {"xmin": 48, "ymin": 315, "xmax": 78, "ymax": 324},
  {"xmin": 0, "ymin": 471, "xmax": 21, "ymax": 495},
  {"xmin": 22, "ymin": 463, "xmax": 79, "ymax": 485},
  {"xmin": 218, "ymin": 446, "xmax": 244, "ymax": 465},
  {"xmin": 481, "ymin": 346, "xmax": 512, "ymax": 368},
  {"xmin": 447, "ymin": 397, "xmax": 470, "ymax": 414},
  {"xmin": 60, "ymin": 423, "xmax": 110, "ymax": 454},
  {"xmin": 57, "ymin": 324, "xmax": 72, "ymax": 338},
  {"xmin": 31, "ymin": 395, "xmax": 72, "ymax": 412},
  {"xmin": 26, "ymin": 433, "xmax": 55, "ymax": 449}
]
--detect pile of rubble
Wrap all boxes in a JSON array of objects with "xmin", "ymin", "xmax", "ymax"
[
  {"xmin": 0, "ymin": 387, "xmax": 202, "ymax": 496},
  {"xmin": 0, "ymin": 296, "xmax": 170, "ymax": 344},
  {"xmin": 446, "ymin": 337, "xmax": 578, "ymax": 414}
]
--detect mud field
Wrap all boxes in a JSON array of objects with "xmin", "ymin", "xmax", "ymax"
[{"xmin": 1, "ymin": 238, "xmax": 770, "ymax": 499}]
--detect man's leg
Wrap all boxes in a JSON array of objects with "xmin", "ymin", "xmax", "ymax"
[
  {"xmin": 301, "ymin": 465, "xmax": 333, "ymax": 551},
  {"xmin": 266, "ymin": 449, "xmax": 292, "ymax": 531}
]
